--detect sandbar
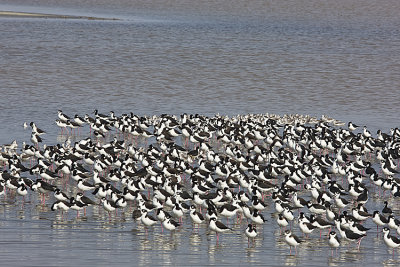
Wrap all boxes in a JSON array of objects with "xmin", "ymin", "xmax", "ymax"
[{"xmin": 0, "ymin": 11, "xmax": 118, "ymax": 20}]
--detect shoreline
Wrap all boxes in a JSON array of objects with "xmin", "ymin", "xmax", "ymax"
[{"xmin": 0, "ymin": 11, "xmax": 118, "ymax": 20}]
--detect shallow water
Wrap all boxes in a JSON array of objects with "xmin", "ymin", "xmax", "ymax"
[{"xmin": 1, "ymin": 0, "xmax": 400, "ymax": 266}]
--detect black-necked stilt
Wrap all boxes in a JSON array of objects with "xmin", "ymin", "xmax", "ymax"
[
  {"xmin": 250, "ymin": 209, "xmax": 267, "ymax": 225},
  {"xmin": 299, "ymin": 217, "xmax": 318, "ymax": 238},
  {"xmin": 328, "ymin": 231, "xmax": 341, "ymax": 256},
  {"xmin": 58, "ymin": 110, "xmax": 71, "ymax": 122},
  {"xmin": 76, "ymin": 192, "xmax": 97, "ymax": 206},
  {"xmin": 307, "ymin": 201, "xmax": 326, "ymax": 215},
  {"xmin": 324, "ymin": 203, "xmax": 337, "ymax": 222},
  {"xmin": 383, "ymin": 227, "xmax": 400, "ymax": 255},
  {"xmin": 172, "ymin": 203, "xmax": 185, "ymax": 223},
  {"xmin": 162, "ymin": 214, "xmax": 180, "ymax": 231},
  {"xmin": 342, "ymin": 228, "xmax": 366, "ymax": 250},
  {"xmin": 54, "ymin": 188, "xmax": 69, "ymax": 202},
  {"xmin": 372, "ymin": 211, "xmax": 388, "ymax": 232},
  {"xmin": 100, "ymin": 197, "xmax": 118, "ymax": 218},
  {"xmin": 74, "ymin": 114, "xmax": 86, "ymax": 126},
  {"xmin": 16, "ymin": 184, "xmax": 28, "ymax": 200},
  {"xmin": 218, "ymin": 203, "xmax": 239, "ymax": 224},
  {"xmin": 30, "ymin": 122, "xmax": 46, "ymax": 136},
  {"xmin": 284, "ymin": 230, "xmax": 302, "ymax": 255},
  {"xmin": 348, "ymin": 219, "xmax": 370, "ymax": 236},
  {"xmin": 31, "ymin": 179, "xmax": 57, "ymax": 204},
  {"xmin": 388, "ymin": 215, "xmax": 400, "ymax": 231},
  {"xmin": 92, "ymin": 184, "xmax": 107, "ymax": 199},
  {"xmin": 292, "ymin": 192, "xmax": 307, "ymax": 209},
  {"xmin": 277, "ymin": 213, "xmax": 289, "ymax": 234},
  {"xmin": 69, "ymin": 197, "xmax": 87, "ymax": 217},
  {"xmin": 352, "ymin": 207, "xmax": 372, "ymax": 222},
  {"xmin": 356, "ymin": 189, "xmax": 369, "ymax": 204},
  {"xmin": 348, "ymin": 122, "xmax": 359, "ymax": 131},
  {"xmin": 282, "ymin": 206, "xmax": 295, "ymax": 222},
  {"xmin": 245, "ymin": 224, "xmax": 257, "ymax": 244},
  {"xmin": 205, "ymin": 204, "xmax": 218, "ymax": 221},
  {"xmin": 381, "ymin": 161, "xmax": 398, "ymax": 176},
  {"xmin": 189, "ymin": 205, "xmax": 205, "ymax": 231},
  {"xmin": 251, "ymin": 196, "xmax": 267, "ymax": 211},
  {"xmin": 155, "ymin": 207, "xmax": 169, "ymax": 225},
  {"xmin": 140, "ymin": 209, "xmax": 158, "ymax": 230},
  {"xmin": 209, "ymin": 217, "xmax": 232, "ymax": 242},
  {"xmin": 77, "ymin": 179, "xmax": 96, "ymax": 192},
  {"xmin": 238, "ymin": 190, "xmax": 250, "ymax": 203},
  {"xmin": 70, "ymin": 169, "xmax": 89, "ymax": 182},
  {"xmin": 51, "ymin": 200, "xmax": 71, "ymax": 220},
  {"xmin": 30, "ymin": 133, "xmax": 42, "ymax": 146},
  {"xmin": 310, "ymin": 214, "xmax": 334, "ymax": 238},
  {"xmin": 333, "ymin": 192, "xmax": 349, "ymax": 211},
  {"xmin": 39, "ymin": 168, "xmax": 61, "ymax": 181}
]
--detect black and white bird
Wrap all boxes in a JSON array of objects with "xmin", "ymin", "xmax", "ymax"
[
  {"xmin": 292, "ymin": 192, "xmax": 308, "ymax": 209},
  {"xmin": 251, "ymin": 196, "xmax": 267, "ymax": 211},
  {"xmin": 348, "ymin": 122, "xmax": 359, "ymax": 131},
  {"xmin": 333, "ymin": 192, "xmax": 349, "ymax": 211},
  {"xmin": 372, "ymin": 211, "xmax": 388, "ymax": 232},
  {"xmin": 388, "ymin": 215, "xmax": 400, "ymax": 231},
  {"xmin": 58, "ymin": 110, "xmax": 71, "ymax": 122},
  {"xmin": 77, "ymin": 179, "xmax": 96, "ymax": 192},
  {"xmin": 100, "ymin": 197, "xmax": 118, "ymax": 218},
  {"xmin": 209, "ymin": 217, "xmax": 232, "ymax": 242},
  {"xmin": 30, "ymin": 122, "xmax": 46, "ymax": 136},
  {"xmin": 189, "ymin": 205, "xmax": 205, "ymax": 231},
  {"xmin": 54, "ymin": 188, "xmax": 69, "ymax": 202},
  {"xmin": 162, "ymin": 214, "xmax": 180, "ymax": 231},
  {"xmin": 69, "ymin": 197, "xmax": 87, "ymax": 217},
  {"xmin": 155, "ymin": 207, "xmax": 169, "ymax": 226},
  {"xmin": 328, "ymin": 231, "xmax": 341, "ymax": 256},
  {"xmin": 277, "ymin": 213, "xmax": 289, "ymax": 233},
  {"xmin": 51, "ymin": 200, "xmax": 71, "ymax": 213},
  {"xmin": 31, "ymin": 179, "xmax": 57, "ymax": 204},
  {"xmin": 348, "ymin": 219, "xmax": 370, "ymax": 236},
  {"xmin": 250, "ymin": 209, "xmax": 267, "ymax": 225},
  {"xmin": 284, "ymin": 230, "xmax": 302, "ymax": 255},
  {"xmin": 341, "ymin": 228, "xmax": 367, "ymax": 250},
  {"xmin": 218, "ymin": 203, "xmax": 240, "ymax": 223},
  {"xmin": 282, "ymin": 206, "xmax": 295, "ymax": 222},
  {"xmin": 16, "ymin": 184, "xmax": 28, "ymax": 198},
  {"xmin": 309, "ymin": 214, "xmax": 334, "ymax": 238},
  {"xmin": 307, "ymin": 202, "xmax": 326, "ymax": 215},
  {"xmin": 382, "ymin": 227, "xmax": 400, "ymax": 255},
  {"xmin": 30, "ymin": 133, "xmax": 43, "ymax": 145},
  {"xmin": 76, "ymin": 192, "xmax": 97, "ymax": 206},
  {"xmin": 352, "ymin": 207, "xmax": 372, "ymax": 222},
  {"xmin": 245, "ymin": 224, "xmax": 258, "ymax": 243},
  {"xmin": 140, "ymin": 209, "xmax": 159, "ymax": 228},
  {"xmin": 299, "ymin": 217, "xmax": 318, "ymax": 238}
]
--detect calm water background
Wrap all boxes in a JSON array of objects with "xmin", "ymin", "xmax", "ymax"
[{"xmin": 0, "ymin": 0, "xmax": 400, "ymax": 266}]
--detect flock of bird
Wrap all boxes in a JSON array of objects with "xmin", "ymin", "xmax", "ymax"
[{"xmin": 2, "ymin": 110, "xmax": 400, "ymax": 257}]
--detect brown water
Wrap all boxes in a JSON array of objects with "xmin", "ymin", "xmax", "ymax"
[{"xmin": 0, "ymin": 0, "xmax": 400, "ymax": 266}]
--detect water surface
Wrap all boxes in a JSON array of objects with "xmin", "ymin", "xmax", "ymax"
[{"xmin": 0, "ymin": 0, "xmax": 400, "ymax": 266}]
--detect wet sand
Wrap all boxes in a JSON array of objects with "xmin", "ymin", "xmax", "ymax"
[{"xmin": 0, "ymin": 10, "xmax": 118, "ymax": 20}]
